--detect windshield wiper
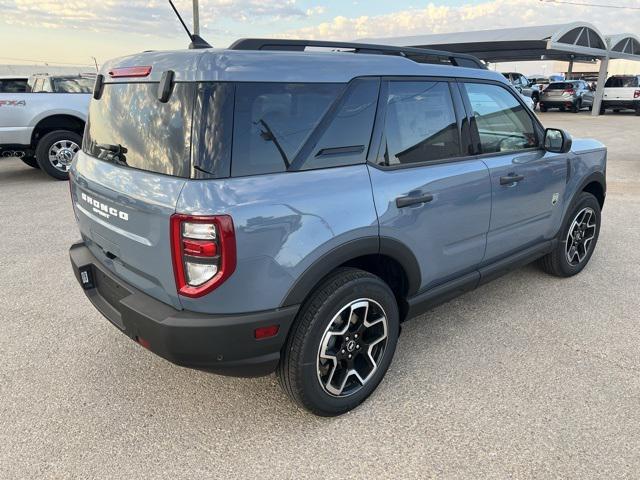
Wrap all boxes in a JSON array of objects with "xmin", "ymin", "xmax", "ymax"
[
  {"xmin": 95, "ymin": 143, "xmax": 128, "ymax": 165},
  {"xmin": 256, "ymin": 119, "xmax": 290, "ymax": 169}
]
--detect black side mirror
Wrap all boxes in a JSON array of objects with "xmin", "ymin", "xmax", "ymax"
[{"xmin": 544, "ymin": 128, "xmax": 572, "ymax": 154}]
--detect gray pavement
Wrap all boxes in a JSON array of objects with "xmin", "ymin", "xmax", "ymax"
[{"xmin": 1, "ymin": 112, "xmax": 639, "ymax": 479}]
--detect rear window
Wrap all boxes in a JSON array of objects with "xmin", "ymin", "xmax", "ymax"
[
  {"xmin": 545, "ymin": 82, "xmax": 575, "ymax": 90},
  {"xmin": 605, "ymin": 76, "xmax": 639, "ymax": 88},
  {"xmin": 53, "ymin": 77, "xmax": 95, "ymax": 93},
  {"xmin": 0, "ymin": 79, "xmax": 28, "ymax": 93},
  {"xmin": 84, "ymin": 82, "xmax": 195, "ymax": 178}
]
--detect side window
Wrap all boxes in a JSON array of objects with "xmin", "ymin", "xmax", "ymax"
[
  {"xmin": 380, "ymin": 81, "xmax": 460, "ymax": 166},
  {"xmin": 301, "ymin": 78, "xmax": 379, "ymax": 170},
  {"xmin": 232, "ymin": 82, "xmax": 342, "ymax": 177},
  {"xmin": 463, "ymin": 82, "xmax": 538, "ymax": 154}
]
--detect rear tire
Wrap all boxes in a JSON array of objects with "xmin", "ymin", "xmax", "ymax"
[
  {"xmin": 35, "ymin": 130, "xmax": 82, "ymax": 180},
  {"xmin": 21, "ymin": 156, "xmax": 40, "ymax": 169},
  {"xmin": 572, "ymin": 100, "xmax": 581, "ymax": 113},
  {"xmin": 599, "ymin": 105, "xmax": 606, "ymax": 115},
  {"xmin": 635, "ymin": 107, "xmax": 640, "ymax": 116},
  {"xmin": 538, "ymin": 192, "xmax": 601, "ymax": 277},
  {"xmin": 540, "ymin": 105, "xmax": 548, "ymax": 112},
  {"xmin": 277, "ymin": 268, "xmax": 399, "ymax": 416}
]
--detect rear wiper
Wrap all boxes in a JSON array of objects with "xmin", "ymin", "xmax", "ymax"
[
  {"xmin": 95, "ymin": 143, "xmax": 128, "ymax": 164},
  {"xmin": 256, "ymin": 119, "xmax": 290, "ymax": 169}
]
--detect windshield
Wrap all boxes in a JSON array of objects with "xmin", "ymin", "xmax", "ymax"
[
  {"xmin": 605, "ymin": 76, "xmax": 639, "ymax": 88},
  {"xmin": 84, "ymin": 82, "xmax": 195, "ymax": 178},
  {"xmin": 53, "ymin": 77, "xmax": 95, "ymax": 93}
]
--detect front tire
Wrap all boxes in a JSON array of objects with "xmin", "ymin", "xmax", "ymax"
[
  {"xmin": 539, "ymin": 192, "xmax": 601, "ymax": 277},
  {"xmin": 35, "ymin": 130, "xmax": 82, "ymax": 180},
  {"xmin": 277, "ymin": 268, "xmax": 399, "ymax": 416}
]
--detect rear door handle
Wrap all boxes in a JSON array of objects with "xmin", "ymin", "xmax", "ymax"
[
  {"xmin": 395, "ymin": 193, "xmax": 434, "ymax": 208},
  {"xmin": 499, "ymin": 174, "xmax": 525, "ymax": 185}
]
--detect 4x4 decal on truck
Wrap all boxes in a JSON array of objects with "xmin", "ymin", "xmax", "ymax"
[{"xmin": 0, "ymin": 99, "xmax": 26, "ymax": 107}]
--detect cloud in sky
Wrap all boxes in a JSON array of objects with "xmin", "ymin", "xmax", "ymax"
[
  {"xmin": 279, "ymin": 0, "xmax": 640, "ymax": 40},
  {"xmin": 0, "ymin": 0, "xmax": 308, "ymax": 35}
]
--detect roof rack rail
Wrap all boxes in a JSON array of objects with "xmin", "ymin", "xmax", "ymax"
[{"xmin": 228, "ymin": 38, "xmax": 486, "ymax": 69}]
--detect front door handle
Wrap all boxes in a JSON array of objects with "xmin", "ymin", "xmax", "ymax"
[
  {"xmin": 499, "ymin": 174, "xmax": 525, "ymax": 185},
  {"xmin": 396, "ymin": 193, "xmax": 434, "ymax": 208}
]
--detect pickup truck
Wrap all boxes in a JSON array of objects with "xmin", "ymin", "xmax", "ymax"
[{"xmin": 0, "ymin": 74, "xmax": 93, "ymax": 180}]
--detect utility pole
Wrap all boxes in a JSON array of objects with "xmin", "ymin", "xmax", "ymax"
[{"xmin": 192, "ymin": 0, "xmax": 200, "ymax": 36}]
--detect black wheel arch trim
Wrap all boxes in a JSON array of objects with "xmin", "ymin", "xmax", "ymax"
[
  {"xmin": 575, "ymin": 171, "xmax": 606, "ymax": 206},
  {"xmin": 280, "ymin": 236, "xmax": 422, "ymax": 307}
]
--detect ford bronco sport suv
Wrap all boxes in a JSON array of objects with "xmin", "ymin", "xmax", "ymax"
[{"xmin": 69, "ymin": 39, "xmax": 607, "ymax": 416}]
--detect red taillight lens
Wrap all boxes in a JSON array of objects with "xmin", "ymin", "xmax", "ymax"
[
  {"xmin": 634, "ymin": 90, "xmax": 640, "ymax": 99},
  {"xmin": 108, "ymin": 66, "xmax": 152, "ymax": 78},
  {"xmin": 170, "ymin": 214, "xmax": 236, "ymax": 298}
]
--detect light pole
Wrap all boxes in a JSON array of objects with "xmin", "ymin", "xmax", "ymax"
[{"xmin": 192, "ymin": 0, "xmax": 200, "ymax": 36}]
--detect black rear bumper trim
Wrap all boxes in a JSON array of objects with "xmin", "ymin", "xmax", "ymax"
[{"xmin": 69, "ymin": 241, "xmax": 299, "ymax": 377}]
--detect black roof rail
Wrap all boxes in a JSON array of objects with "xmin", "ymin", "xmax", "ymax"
[{"xmin": 228, "ymin": 38, "xmax": 486, "ymax": 69}]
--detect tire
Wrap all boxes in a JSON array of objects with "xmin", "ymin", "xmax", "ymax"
[
  {"xmin": 599, "ymin": 105, "xmax": 606, "ymax": 115},
  {"xmin": 21, "ymin": 156, "xmax": 40, "ymax": 169},
  {"xmin": 532, "ymin": 96, "xmax": 539, "ymax": 111},
  {"xmin": 35, "ymin": 130, "xmax": 82, "ymax": 180},
  {"xmin": 540, "ymin": 105, "xmax": 548, "ymax": 112},
  {"xmin": 538, "ymin": 192, "xmax": 601, "ymax": 277},
  {"xmin": 277, "ymin": 268, "xmax": 400, "ymax": 416},
  {"xmin": 635, "ymin": 107, "xmax": 640, "ymax": 116},
  {"xmin": 559, "ymin": 106, "xmax": 566, "ymax": 112}
]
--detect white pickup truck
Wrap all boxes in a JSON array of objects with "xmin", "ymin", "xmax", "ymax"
[
  {"xmin": 0, "ymin": 74, "xmax": 94, "ymax": 180},
  {"xmin": 601, "ymin": 75, "xmax": 640, "ymax": 116}
]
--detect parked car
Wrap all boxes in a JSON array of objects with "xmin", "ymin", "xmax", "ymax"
[
  {"xmin": 501, "ymin": 72, "xmax": 541, "ymax": 109},
  {"xmin": 69, "ymin": 40, "xmax": 607, "ymax": 416},
  {"xmin": 0, "ymin": 73, "xmax": 92, "ymax": 179},
  {"xmin": 539, "ymin": 80, "xmax": 594, "ymax": 112},
  {"xmin": 0, "ymin": 76, "xmax": 29, "ymax": 93},
  {"xmin": 529, "ymin": 75, "xmax": 550, "ymax": 92},
  {"xmin": 600, "ymin": 75, "xmax": 640, "ymax": 115}
]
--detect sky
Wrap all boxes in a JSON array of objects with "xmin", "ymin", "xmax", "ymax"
[{"xmin": 0, "ymin": 0, "xmax": 639, "ymax": 68}]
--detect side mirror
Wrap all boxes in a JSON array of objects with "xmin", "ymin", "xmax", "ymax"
[{"xmin": 544, "ymin": 128, "xmax": 572, "ymax": 154}]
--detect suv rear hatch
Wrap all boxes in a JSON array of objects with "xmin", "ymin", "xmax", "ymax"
[
  {"xmin": 603, "ymin": 76, "xmax": 640, "ymax": 101},
  {"xmin": 70, "ymin": 69, "xmax": 196, "ymax": 309}
]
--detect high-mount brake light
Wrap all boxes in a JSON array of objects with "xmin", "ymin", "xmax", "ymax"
[
  {"xmin": 170, "ymin": 214, "xmax": 236, "ymax": 298},
  {"xmin": 108, "ymin": 66, "xmax": 152, "ymax": 78}
]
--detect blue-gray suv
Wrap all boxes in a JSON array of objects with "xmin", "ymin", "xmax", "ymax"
[{"xmin": 69, "ymin": 39, "xmax": 607, "ymax": 416}]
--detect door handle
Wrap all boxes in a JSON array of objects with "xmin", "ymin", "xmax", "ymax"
[
  {"xmin": 499, "ymin": 174, "xmax": 525, "ymax": 185},
  {"xmin": 396, "ymin": 193, "xmax": 434, "ymax": 208}
]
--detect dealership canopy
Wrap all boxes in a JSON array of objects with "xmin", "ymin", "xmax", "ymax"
[{"xmin": 360, "ymin": 22, "xmax": 640, "ymax": 115}]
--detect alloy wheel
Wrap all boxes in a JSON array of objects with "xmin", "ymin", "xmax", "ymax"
[
  {"xmin": 317, "ymin": 298, "xmax": 388, "ymax": 397},
  {"xmin": 48, "ymin": 140, "xmax": 80, "ymax": 172},
  {"xmin": 566, "ymin": 207, "xmax": 597, "ymax": 266}
]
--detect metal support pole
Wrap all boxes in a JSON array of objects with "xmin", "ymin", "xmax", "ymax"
[
  {"xmin": 567, "ymin": 59, "xmax": 574, "ymax": 79},
  {"xmin": 192, "ymin": 0, "xmax": 200, "ymax": 36},
  {"xmin": 591, "ymin": 56, "xmax": 608, "ymax": 116}
]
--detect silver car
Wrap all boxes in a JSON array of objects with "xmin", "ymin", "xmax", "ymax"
[{"xmin": 539, "ymin": 80, "xmax": 594, "ymax": 113}]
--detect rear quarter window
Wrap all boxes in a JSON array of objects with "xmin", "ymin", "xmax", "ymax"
[{"xmin": 231, "ymin": 82, "xmax": 342, "ymax": 177}]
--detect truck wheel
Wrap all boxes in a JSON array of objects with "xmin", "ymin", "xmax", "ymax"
[
  {"xmin": 635, "ymin": 107, "xmax": 640, "ymax": 116},
  {"xmin": 599, "ymin": 105, "xmax": 606, "ymax": 115},
  {"xmin": 21, "ymin": 156, "xmax": 40, "ymax": 169},
  {"xmin": 35, "ymin": 130, "xmax": 82, "ymax": 180},
  {"xmin": 538, "ymin": 192, "xmax": 601, "ymax": 277},
  {"xmin": 277, "ymin": 268, "xmax": 399, "ymax": 416}
]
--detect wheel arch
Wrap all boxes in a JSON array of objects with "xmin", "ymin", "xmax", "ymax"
[
  {"xmin": 578, "ymin": 171, "xmax": 606, "ymax": 209},
  {"xmin": 30, "ymin": 114, "xmax": 86, "ymax": 148},
  {"xmin": 280, "ymin": 237, "xmax": 422, "ymax": 319}
]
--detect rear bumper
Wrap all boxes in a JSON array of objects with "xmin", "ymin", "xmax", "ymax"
[
  {"xmin": 602, "ymin": 100, "xmax": 639, "ymax": 109},
  {"xmin": 69, "ymin": 241, "xmax": 299, "ymax": 377},
  {"xmin": 0, "ymin": 126, "xmax": 33, "ymax": 146},
  {"xmin": 539, "ymin": 99, "xmax": 576, "ymax": 108}
]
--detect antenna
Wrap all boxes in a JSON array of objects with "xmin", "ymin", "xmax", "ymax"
[{"xmin": 167, "ymin": 0, "xmax": 212, "ymax": 49}]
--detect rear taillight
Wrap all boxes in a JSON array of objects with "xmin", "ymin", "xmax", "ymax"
[
  {"xmin": 170, "ymin": 214, "xmax": 236, "ymax": 298},
  {"xmin": 634, "ymin": 90, "xmax": 640, "ymax": 99}
]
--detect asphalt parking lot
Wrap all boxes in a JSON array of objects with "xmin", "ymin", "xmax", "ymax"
[{"xmin": 1, "ymin": 112, "xmax": 639, "ymax": 479}]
